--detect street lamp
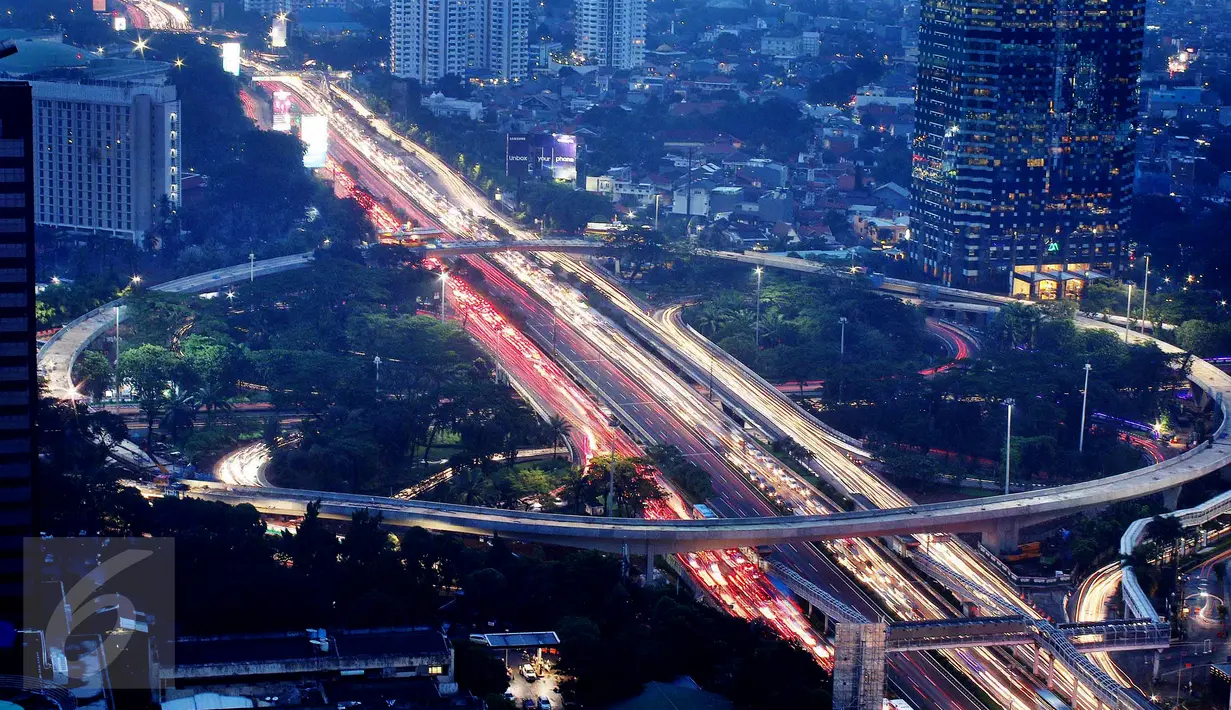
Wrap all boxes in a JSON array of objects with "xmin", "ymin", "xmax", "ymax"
[
  {"xmin": 1124, "ymin": 281, "xmax": 1134, "ymax": 343},
  {"xmin": 754, "ymin": 267, "xmax": 763, "ymax": 347},
  {"xmin": 1079, "ymin": 363, "xmax": 1092, "ymax": 453},
  {"xmin": 1140, "ymin": 253, "xmax": 1151, "ymax": 334},
  {"xmin": 130, "ymin": 274, "xmax": 142, "ymax": 285},
  {"xmin": 1004, "ymin": 398, "xmax": 1015, "ymax": 495},
  {"xmin": 249, "ymin": 252, "xmax": 255, "ymax": 282},
  {"xmin": 373, "ymin": 355, "xmax": 381, "ymax": 392},
  {"xmin": 838, "ymin": 317, "xmax": 848, "ymax": 358},
  {"xmin": 439, "ymin": 271, "xmax": 448, "ymax": 321}
]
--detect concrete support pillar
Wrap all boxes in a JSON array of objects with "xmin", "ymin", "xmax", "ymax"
[
  {"xmin": 806, "ymin": 600, "xmax": 814, "ymax": 617},
  {"xmin": 982, "ymin": 520, "xmax": 1021, "ymax": 554},
  {"xmin": 1164, "ymin": 485, "xmax": 1183, "ymax": 511},
  {"xmin": 1046, "ymin": 656, "xmax": 1056, "ymax": 690},
  {"xmin": 644, "ymin": 539, "xmax": 656, "ymax": 586},
  {"xmin": 1152, "ymin": 650, "xmax": 1161, "ymax": 681}
]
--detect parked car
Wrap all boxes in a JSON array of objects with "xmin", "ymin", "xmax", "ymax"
[
  {"xmin": 520, "ymin": 664, "xmax": 537, "ymax": 682},
  {"xmin": 537, "ymin": 697, "xmax": 552, "ymax": 710}
]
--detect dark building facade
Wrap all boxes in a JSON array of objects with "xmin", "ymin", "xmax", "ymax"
[
  {"xmin": 0, "ymin": 80, "xmax": 35, "ymax": 660},
  {"xmin": 908, "ymin": 0, "xmax": 1143, "ymax": 297}
]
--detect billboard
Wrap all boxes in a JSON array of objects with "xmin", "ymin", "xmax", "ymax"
[
  {"xmin": 506, "ymin": 133, "xmax": 578, "ymax": 184},
  {"xmin": 300, "ymin": 115, "xmax": 328, "ymax": 168},
  {"xmin": 112, "ymin": 14, "xmax": 127, "ymax": 30},
  {"xmin": 506, "ymin": 134, "xmax": 532, "ymax": 178},
  {"xmin": 221, "ymin": 42, "xmax": 241, "ymax": 76},
  {"xmin": 271, "ymin": 90, "xmax": 292, "ymax": 132},
  {"xmin": 549, "ymin": 134, "xmax": 577, "ymax": 182},
  {"xmin": 271, "ymin": 15, "xmax": 287, "ymax": 48}
]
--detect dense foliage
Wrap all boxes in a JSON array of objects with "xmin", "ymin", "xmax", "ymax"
[
  {"xmin": 100, "ymin": 257, "xmax": 547, "ymax": 493},
  {"xmin": 834, "ymin": 302, "xmax": 1188, "ymax": 484},
  {"xmin": 683, "ymin": 271, "xmax": 935, "ymax": 388}
]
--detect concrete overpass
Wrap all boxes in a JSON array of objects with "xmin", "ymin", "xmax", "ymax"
[{"xmin": 180, "ymin": 428, "xmax": 1228, "ymax": 553}]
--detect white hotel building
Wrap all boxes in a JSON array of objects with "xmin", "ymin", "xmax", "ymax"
[
  {"xmin": 574, "ymin": 0, "xmax": 646, "ymax": 69},
  {"xmin": 30, "ymin": 75, "xmax": 181, "ymax": 246},
  {"xmin": 390, "ymin": 0, "xmax": 529, "ymax": 83}
]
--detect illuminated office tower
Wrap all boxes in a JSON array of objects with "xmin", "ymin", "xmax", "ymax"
[{"xmin": 908, "ymin": 0, "xmax": 1143, "ymax": 296}]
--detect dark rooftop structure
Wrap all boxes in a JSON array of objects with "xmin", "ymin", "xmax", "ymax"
[
  {"xmin": 164, "ymin": 627, "xmax": 456, "ymax": 692},
  {"xmin": 478, "ymin": 631, "xmax": 560, "ymax": 649}
]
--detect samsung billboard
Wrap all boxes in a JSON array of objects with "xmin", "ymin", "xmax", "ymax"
[{"xmin": 506, "ymin": 133, "xmax": 578, "ymax": 184}]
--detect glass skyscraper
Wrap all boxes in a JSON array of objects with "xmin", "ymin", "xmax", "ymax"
[{"xmin": 908, "ymin": 0, "xmax": 1143, "ymax": 297}]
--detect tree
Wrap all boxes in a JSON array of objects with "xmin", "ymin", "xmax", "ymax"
[
  {"xmin": 118, "ymin": 344, "xmax": 176, "ymax": 446},
  {"xmin": 545, "ymin": 414, "xmax": 573, "ymax": 460},
  {"xmin": 454, "ymin": 640, "xmax": 510, "ymax": 697},
  {"xmin": 160, "ymin": 390, "xmax": 199, "ymax": 441},
  {"xmin": 75, "ymin": 350, "xmax": 115, "ymax": 401}
]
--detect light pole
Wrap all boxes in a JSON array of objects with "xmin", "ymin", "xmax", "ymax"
[
  {"xmin": 838, "ymin": 317, "xmax": 848, "ymax": 358},
  {"xmin": 1140, "ymin": 253, "xmax": 1151, "ymax": 333},
  {"xmin": 1004, "ymin": 398, "xmax": 1015, "ymax": 495},
  {"xmin": 114, "ymin": 305, "xmax": 122, "ymax": 369},
  {"xmin": 653, "ymin": 194, "xmax": 660, "ymax": 231},
  {"xmin": 1124, "ymin": 281, "xmax": 1134, "ymax": 343},
  {"xmin": 373, "ymin": 355, "xmax": 381, "ymax": 392},
  {"xmin": 439, "ymin": 271, "xmax": 448, "ymax": 320},
  {"xmin": 249, "ymin": 252, "xmax": 255, "ymax": 282},
  {"xmin": 1079, "ymin": 363, "xmax": 1092, "ymax": 453},
  {"xmin": 606, "ymin": 417, "xmax": 618, "ymax": 517},
  {"xmin": 754, "ymin": 267, "xmax": 763, "ymax": 348}
]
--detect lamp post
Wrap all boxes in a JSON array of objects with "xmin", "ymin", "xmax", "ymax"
[
  {"xmin": 1079, "ymin": 363, "xmax": 1092, "ymax": 453},
  {"xmin": 249, "ymin": 252, "xmax": 255, "ymax": 282},
  {"xmin": 838, "ymin": 317, "xmax": 848, "ymax": 358},
  {"xmin": 754, "ymin": 267, "xmax": 764, "ymax": 347},
  {"xmin": 1124, "ymin": 281, "xmax": 1134, "ymax": 343},
  {"xmin": 1004, "ymin": 398, "xmax": 1015, "ymax": 495},
  {"xmin": 654, "ymin": 194, "xmax": 660, "ymax": 231},
  {"xmin": 440, "ymin": 271, "xmax": 448, "ymax": 321},
  {"xmin": 1140, "ymin": 253, "xmax": 1151, "ymax": 334},
  {"xmin": 373, "ymin": 355, "xmax": 381, "ymax": 392}
]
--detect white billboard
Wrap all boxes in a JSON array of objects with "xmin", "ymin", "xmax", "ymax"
[
  {"xmin": 271, "ymin": 16, "xmax": 287, "ymax": 48},
  {"xmin": 300, "ymin": 115, "xmax": 328, "ymax": 168},
  {"xmin": 221, "ymin": 42, "xmax": 241, "ymax": 76},
  {"xmin": 112, "ymin": 14, "xmax": 127, "ymax": 31}
]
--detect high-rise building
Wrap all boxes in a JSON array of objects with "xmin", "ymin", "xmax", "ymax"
[
  {"xmin": 242, "ymin": 0, "xmax": 342, "ymax": 14},
  {"xmin": 30, "ymin": 62, "xmax": 182, "ymax": 246},
  {"xmin": 0, "ymin": 80, "xmax": 37, "ymax": 654},
  {"xmin": 908, "ymin": 0, "xmax": 1143, "ymax": 296},
  {"xmin": 390, "ymin": 0, "xmax": 528, "ymax": 83},
  {"xmin": 574, "ymin": 0, "xmax": 646, "ymax": 69}
]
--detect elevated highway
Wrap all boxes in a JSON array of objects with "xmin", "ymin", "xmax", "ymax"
[
  {"xmin": 180, "ymin": 432, "xmax": 1226, "ymax": 553},
  {"xmin": 39, "ymin": 253, "xmax": 313, "ymax": 400}
]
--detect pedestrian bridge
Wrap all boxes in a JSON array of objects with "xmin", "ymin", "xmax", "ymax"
[{"xmin": 418, "ymin": 239, "xmax": 604, "ymax": 256}]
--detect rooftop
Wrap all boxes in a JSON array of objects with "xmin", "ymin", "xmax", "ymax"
[{"xmin": 175, "ymin": 628, "xmax": 450, "ymax": 669}]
